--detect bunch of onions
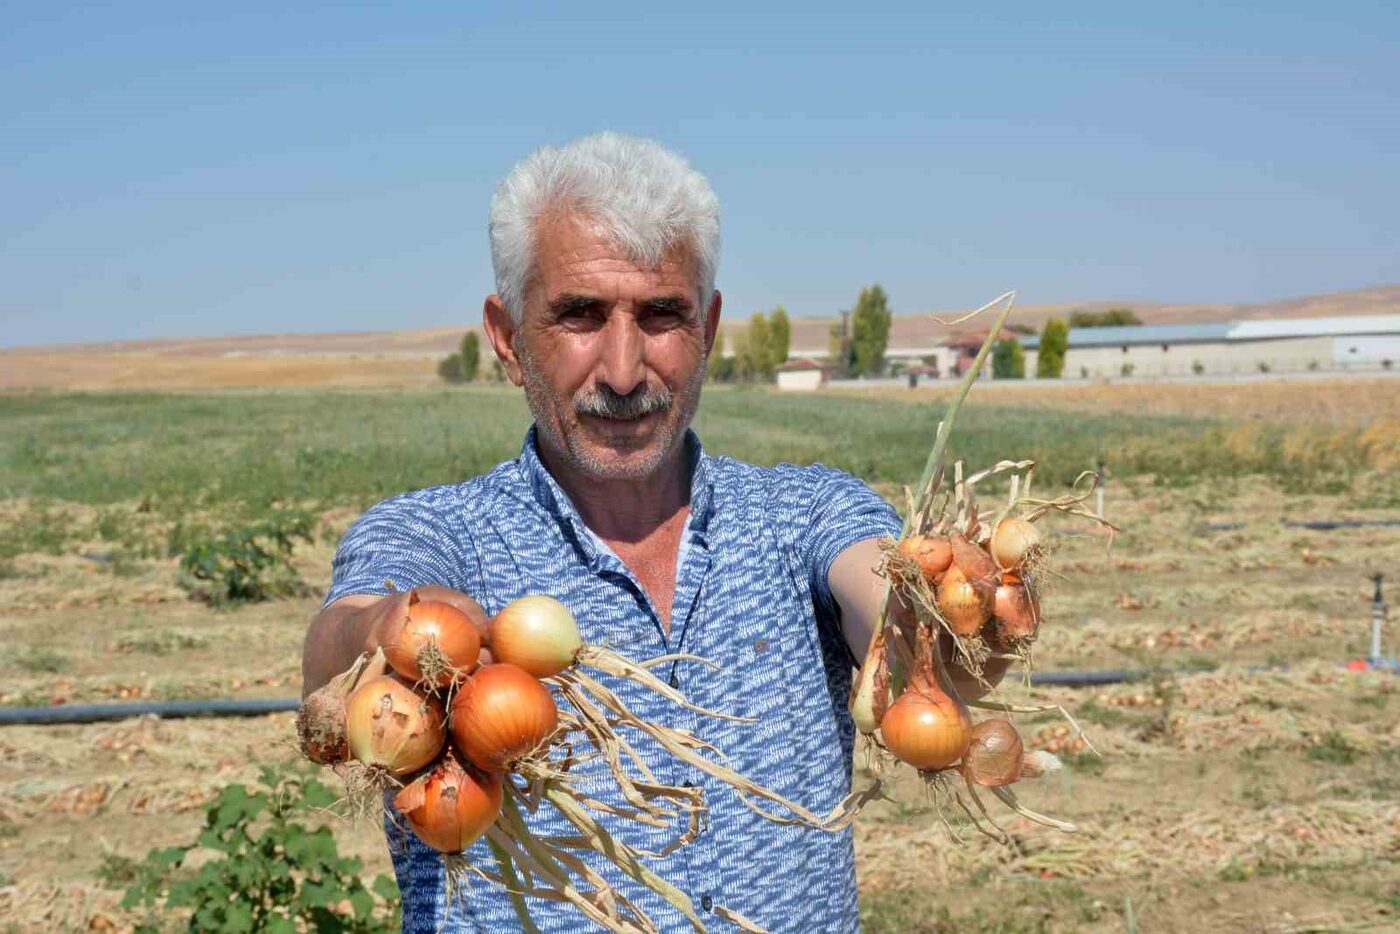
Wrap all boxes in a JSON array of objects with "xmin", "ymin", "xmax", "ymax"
[
  {"xmin": 896, "ymin": 534, "xmax": 952, "ymax": 584},
  {"xmin": 992, "ymin": 573, "xmax": 1041, "ymax": 645},
  {"xmin": 392, "ymin": 751, "xmax": 503, "ymax": 853},
  {"xmin": 485, "ymin": 595, "xmax": 584, "ymax": 678},
  {"xmin": 383, "ymin": 595, "xmax": 483, "ymax": 688},
  {"xmin": 937, "ymin": 565, "xmax": 992, "ymax": 636},
  {"xmin": 450, "ymin": 663, "xmax": 560, "ymax": 772},
  {"xmin": 344, "ymin": 674, "xmax": 447, "ymax": 777},
  {"xmin": 990, "ymin": 517, "xmax": 1043, "ymax": 571}
]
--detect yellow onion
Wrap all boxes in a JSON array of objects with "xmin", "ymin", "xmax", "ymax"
[
  {"xmin": 296, "ymin": 651, "xmax": 385, "ymax": 765},
  {"xmin": 896, "ymin": 535, "xmax": 953, "ymax": 583},
  {"xmin": 992, "ymin": 575, "xmax": 1041, "ymax": 644},
  {"xmin": 961, "ymin": 719, "xmax": 1024, "ymax": 787},
  {"xmin": 450, "ymin": 663, "xmax": 559, "ymax": 772},
  {"xmin": 487, "ymin": 595, "xmax": 583, "ymax": 678},
  {"xmin": 879, "ymin": 681, "xmax": 973, "ymax": 771},
  {"xmin": 383, "ymin": 597, "xmax": 482, "ymax": 688},
  {"xmin": 392, "ymin": 751, "xmax": 503, "ymax": 853},
  {"xmin": 990, "ymin": 517, "xmax": 1043, "ymax": 570},
  {"xmin": 344, "ymin": 675, "xmax": 446, "ymax": 776},
  {"xmin": 937, "ymin": 565, "xmax": 993, "ymax": 636},
  {"xmin": 949, "ymin": 531, "xmax": 998, "ymax": 598}
]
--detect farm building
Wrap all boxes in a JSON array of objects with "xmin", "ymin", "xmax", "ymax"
[{"xmin": 1020, "ymin": 315, "xmax": 1400, "ymax": 379}]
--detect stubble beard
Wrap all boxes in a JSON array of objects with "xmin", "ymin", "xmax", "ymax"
[{"xmin": 518, "ymin": 344, "xmax": 708, "ymax": 482}]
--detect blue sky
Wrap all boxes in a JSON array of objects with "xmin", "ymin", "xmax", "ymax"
[{"xmin": 2, "ymin": 2, "xmax": 1397, "ymax": 348}]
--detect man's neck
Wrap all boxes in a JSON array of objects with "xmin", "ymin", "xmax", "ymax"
[{"xmin": 536, "ymin": 438, "xmax": 692, "ymax": 544}]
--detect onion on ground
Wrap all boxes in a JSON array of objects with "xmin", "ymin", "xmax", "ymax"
[
  {"xmin": 344, "ymin": 674, "xmax": 447, "ymax": 777},
  {"xmin": 451, "ymin": 663, "xmax": 559, "ymax": 772}
]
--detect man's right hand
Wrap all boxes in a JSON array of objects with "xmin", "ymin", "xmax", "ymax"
[{"xmin": 300, "ymin": 586, "xmax": 488, "ymax": 698}]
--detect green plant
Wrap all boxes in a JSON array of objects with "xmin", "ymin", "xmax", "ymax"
[
  {"xmin": 768, "ymin": 306, "xmax": 791, "ymax": 365},
  {"xmin": 992, "ymin": 338, "xmax": 1025, "ymax": 379},
  {"xmin": 459, "ymin": 331, "xmax": 481, "ymax": 382},
  {"xmin": 121, "ymin": 765, "xmax": 400, "ymax": 933},
  {"xmin": 1306, "ymin": 730, "xmax": 1359, "ymax": 765},
  {"xmin": 436, "ymin": 353, "xmax": 465, "ymax": 383},
  {"xmin": 1036, "ymin": 318, "xmax": 1068, "ymax": 378},
  {"xmin": 177, "ymin": 511, "xmax": 314, "ymax": 607},
  {"xmin": 12, "ymin": 645, "xmax": 71, "ymax": 673},
  {"xmin": 850, "ymin": 284, "xmax": 892, "ymax": 377}
]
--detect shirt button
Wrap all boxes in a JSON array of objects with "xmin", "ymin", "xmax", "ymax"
[
  {"xmin": 682, "ymin": 780, "xmax": 695, "ymax": 788},
  {"xmin": 701, "ymin": 895, "xmax": 714, "ymax": 912}
]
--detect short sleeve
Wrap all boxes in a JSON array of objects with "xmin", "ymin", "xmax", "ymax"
[
  {"xmin": 796, "ymin": 466, "xmax": 901, "ymax": 620},
  {"xmin": 323, "ymin": 493, "xmax": 465, "ymax": 607}
]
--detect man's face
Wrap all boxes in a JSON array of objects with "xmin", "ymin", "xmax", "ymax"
[{"xmin": 487, "ymin": 211, "xmax": 720, "ymax": 482}]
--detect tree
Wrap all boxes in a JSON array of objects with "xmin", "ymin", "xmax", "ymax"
[
  {"xmin": 992, "ymin": 338, "xmax": 1026, "ymax": 379},
  {"xmin": 768, "ymin": 306, "xmax": 791, "ymax": 365},
  {"xmin": 708, "ymin": 329, "xmax": 735, "ymax": 382},
  {"xmin": 1037, "ymin": 318, "xmax": 1069, "ymax": 378},
  {"xmin": 735, "ymin": 312, "xmax": 775, "ymax": 381},
  {"xmin": 437, "ymin": 354, "xmax": 464, "ymax": 383},
  {"xmin": 828, "ymin": 318, "xmax": 851, "ymax": 378},
  {"xmin": 850, "ymin": 285, "xmax": 892, "ymax": 377},
  {"xmin": 1069, "ymin": 308, "xmax": 1141, "ymax": 328},
  {"xmin": 459, "ymin": 331, "xmax": 481, "ymax": 382}
]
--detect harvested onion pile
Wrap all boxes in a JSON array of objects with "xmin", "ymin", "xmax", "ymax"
[{"xmin": 298, "ymin": 591, "xmax": 849, "ymax": 932}]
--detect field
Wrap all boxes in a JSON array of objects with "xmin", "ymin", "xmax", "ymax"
[{"xmin": 1, "ymin": 382, "xmax": 1397, "ymax": 932}]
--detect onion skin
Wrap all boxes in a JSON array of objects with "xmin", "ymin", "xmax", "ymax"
[
  {"xmin": 384, "ymin": 599, "xmax": 482, "ymax": 687},
  {"xmin": 451, "ymin": 663, "xmax": 559, "ymax": 772},
  {"xmin": 344, "ymin": 675, "xmax": 446, "ymax": 776},
  {"xmin": 992, "ymin": 576, "xmax": 1041, "ymax": 644},
  {"xmin": 487, "ymin": 595, "xmax": 583, "ymax": 678},
  {"xmin": 896, "ymin": 535, "xmax": 953, "ymax": 583},
  {"xmin": 393, "ymin": 753, "xmax": 502, "ymax": 853},
  {"xmin": 962, "ymin": 719, "xmax": 1024, "ymax": 787},
  {"xmin": 949, "ymin": 531, "xmax": 998, "ymax": 597},
  {"xmin": 990, "ymin": 517, "xmax": 1043, "ymax": 571},
  {"xmin": 880, "ymin": 683, "xmax": 973, "ymax": 771},
  {"xmin": 937, "ymin": 565, "xmax": 993, "ymax": 636}
]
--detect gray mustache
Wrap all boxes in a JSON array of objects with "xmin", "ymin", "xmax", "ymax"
[{"xmin": 575, "ymin": 385, "xmax": 672, "ymax": 420}]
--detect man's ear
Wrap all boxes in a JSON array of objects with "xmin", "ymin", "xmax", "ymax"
[
  {"xmin": 482, "ymin": 294, "xmax": 524, "ymax": 386},
  {"xmin": 703, "ymin": 289, "xmax": 723, "ymax": 358}
]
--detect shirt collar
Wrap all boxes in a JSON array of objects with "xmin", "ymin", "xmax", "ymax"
[{"xmin": 516, "ymin": 425, "xmax": 715, "ymax": 553}]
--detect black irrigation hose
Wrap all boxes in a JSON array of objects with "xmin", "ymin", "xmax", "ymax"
[
  {"xmin": 0, "ymin": 698, "xmax": 299, "ymax": 726},
  {"xmin": 1200, "ymin": 518, "xmax": 1400, "ymax": 532}
]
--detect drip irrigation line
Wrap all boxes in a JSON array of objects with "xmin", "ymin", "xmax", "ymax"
[
  {"xmin": 1199, "ymin": 518, "xmax": 1400, "ymax": 532},
  {"xmin": 0, "ymin": 698, "xmax": 299, "ymax": 726}
]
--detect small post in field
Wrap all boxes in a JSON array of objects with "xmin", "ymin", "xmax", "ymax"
[
  {"xmin": 1095, "ymin": 459, "xmax": 1106, "ymax": 522},
  {"xmin": 1371, "ymin": 573, "xmax": 1387, "ymax": 666}
]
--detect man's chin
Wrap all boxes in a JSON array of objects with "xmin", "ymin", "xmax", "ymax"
[{"xmin": 569, "ymin": 424, "xmax": 675, "ymax": 480}]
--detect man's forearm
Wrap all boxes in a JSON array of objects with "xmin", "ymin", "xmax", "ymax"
[{"xmin": 300, "ymin": 597, "xmax": 379, "ymax": 698}]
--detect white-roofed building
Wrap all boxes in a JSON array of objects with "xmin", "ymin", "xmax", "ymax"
[{"xmin": 1022, "ymin": 315, "xmax": 1400, "ymax": 379}]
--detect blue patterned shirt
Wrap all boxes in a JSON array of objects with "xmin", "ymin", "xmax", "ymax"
[{"xmin": 326, "ymin": 427, "xmax": 900, "ymax": 932}]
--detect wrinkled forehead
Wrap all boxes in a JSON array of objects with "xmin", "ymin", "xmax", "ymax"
[{"xmin": 526, "ymin": 208, "xmax": 704, "ymax": 307}]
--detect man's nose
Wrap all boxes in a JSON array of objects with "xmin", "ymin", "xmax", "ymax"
[{"xmin": 596, "ymin": 314, "xmax": 647, "ymax": 397}]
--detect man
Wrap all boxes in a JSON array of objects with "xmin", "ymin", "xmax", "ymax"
[{"xmin": 302, "ymin": 133, "xmax": 994, "ymax": 932}]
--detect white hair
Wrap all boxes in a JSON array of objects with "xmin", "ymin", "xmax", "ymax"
[{"xmin": 489, "ymin": 132, "xmax": 721, "ymax": 323}]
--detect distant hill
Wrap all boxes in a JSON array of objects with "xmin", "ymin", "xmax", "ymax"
[{"xmin": 3, "ymin": 284, "xmax": 1396, "ymax": 389}]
